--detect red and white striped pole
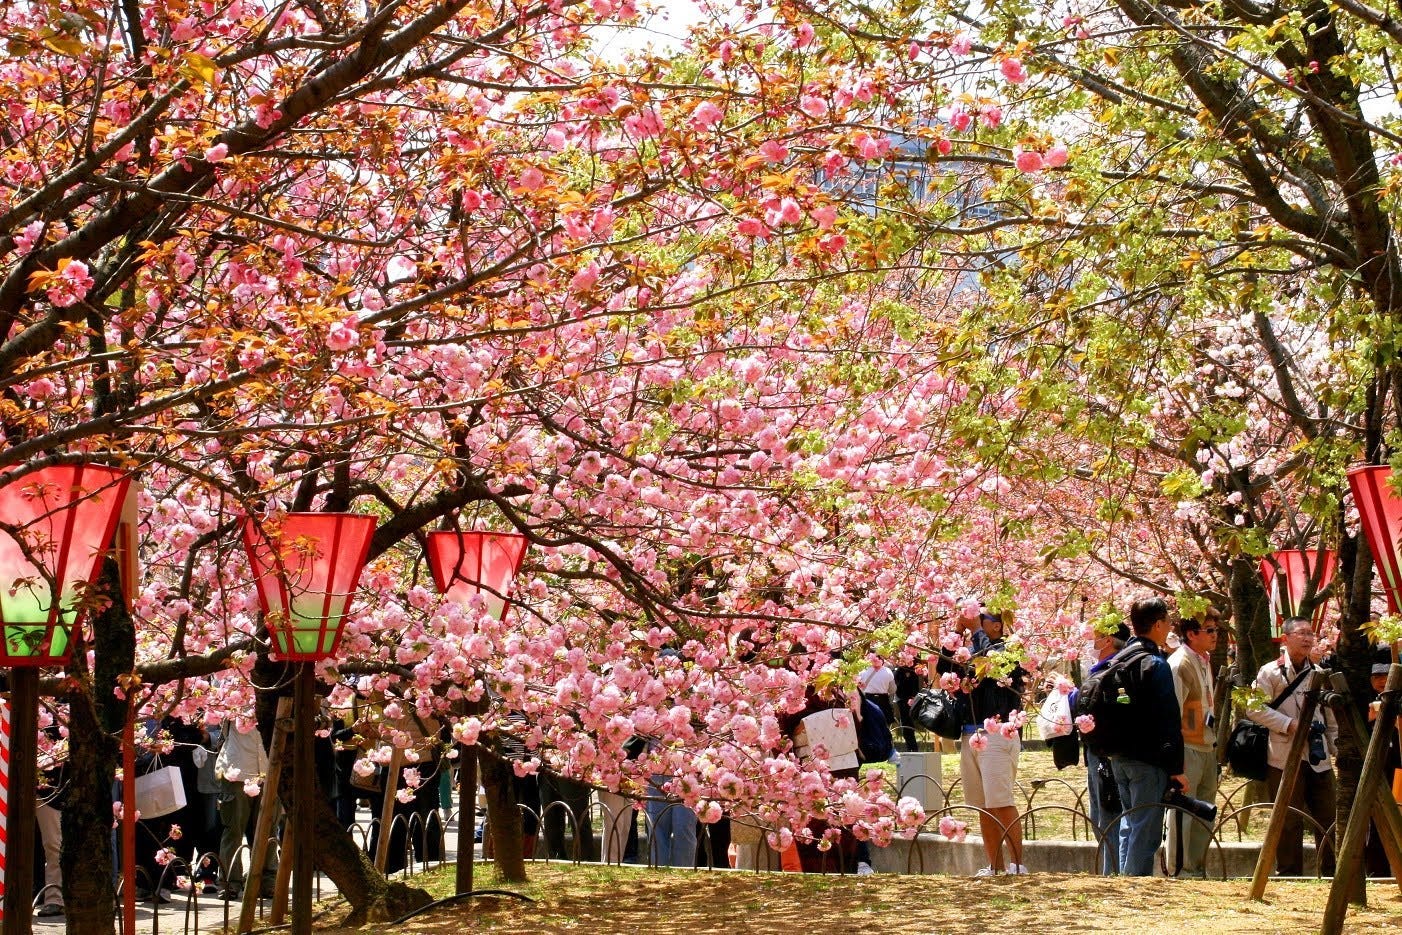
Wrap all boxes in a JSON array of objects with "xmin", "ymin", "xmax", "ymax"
[{"xmin": 0, "ymin": 698, "xmax": 11, "ymax": 925}]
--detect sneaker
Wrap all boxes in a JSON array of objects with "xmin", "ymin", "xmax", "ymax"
[
  {"xmin": 856, "ymin": 862, "xmax": 874, "ymax": 876},
  {"xmin": 1009, "ymin": 863, "xmax": 1029, "ymax": 875},
  {"xmin": 220, "ymin": 887, "xmax": 243, "ymax": 901},
  {"xmin": 35, "ymin": 904, "xmax": 64, "ymax": 919},
  {"xmin": 974, "ymin": 867, "xmax": 999, "ymax": 877}
]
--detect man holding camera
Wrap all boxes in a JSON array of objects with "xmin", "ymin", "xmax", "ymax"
[
  {"xmin": 1246, "ymin": 616, "xmax": 1338, "ymax": 876},
  {"xmin": 1166, "ymin": 608, "xmax": 1220, "ymax": 875},
  {"xmin": 1105, "ymin": 596, "xmax": 1189, "ymax": 876}
]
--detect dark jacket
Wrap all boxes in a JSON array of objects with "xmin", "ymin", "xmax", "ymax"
[
  {"xmin": 935, "ymin": 628, "xmax": 1027, "ymax": 725},
  {"xmin": 1115, "ymin": 636, "xmax": 1185, "ymax": 776}
]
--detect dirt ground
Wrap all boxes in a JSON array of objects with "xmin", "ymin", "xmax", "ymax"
[{"xmin": 320, "ymin": 864, "xmax": 1402, "ymax": 935}]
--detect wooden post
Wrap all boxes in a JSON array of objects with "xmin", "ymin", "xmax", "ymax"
[
  {"xmin": 455, "ymin": 745, "xmax": 477, "ymax": 894},
  {"xmin": 3, "ymin": 670, "xmax": 39, "ymax": 935},
  {"xmin": 1214, "ymin": 664, "xmax": 1235, "ymax": 768},
  {"xmin": 237, "ymin": 697, "xmax": 292, "ymax": 934},
  {"xmin": 1321, "ymin": 664, "xmax": 1402, "ymax": 935},
  {"xmin": 290, "ymin": 663, "xmax": 316, "ymax": 935},
  {"xmin": 268, "ymin": 821, "xmax": 294, "ymax": 926},
  {"xmin": 1249, "ymin": 669, "xmax": 1326, "ymax": 900},
  {"xmin": 374, "ymin": 748, "xmax": 405, "ymax": 873},
  {"xmin": 1325, "ymin": 672, "xmax": 1402, "ymax": 894}
]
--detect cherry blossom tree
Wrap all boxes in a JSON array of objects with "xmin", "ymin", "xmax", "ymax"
[{"xmin": 1, "ymin": 2, "xmax": 1034, "ymax": 929}]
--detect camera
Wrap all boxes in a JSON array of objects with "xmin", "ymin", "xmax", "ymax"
[
  {"xmin": 1307, "ymin": 720, "xmax": 1328, "ymax": 765},
  {"xmin": 1163, "ymin": 781, "xmax": 1217, "ymax": 824}
]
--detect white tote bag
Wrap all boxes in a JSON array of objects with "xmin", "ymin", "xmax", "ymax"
[
  {"xmin": 795, "ymin": 708, "xmax": 861, "ymax": 772},
  {"xmin": 134, "ymin": 764, "xmax": 187, "ymax": 818}
]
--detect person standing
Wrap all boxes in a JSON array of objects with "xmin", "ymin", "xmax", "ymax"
[
  {"xmin": 1246, "ymin": 616, "xmax": 1337, "ymax": 876},
  {"xmin": 893, "ymin": 664, "xmax": 922, "ymax": 752},
  {"xmin": 35, "ymin": 733, "xmax": 65, "ymax": 919},
  {"xmin": 215, "ymin": 718, "xmax": 280, "ymax": 899},
  {"xmin": 1078, "ymin": 621, "xmax": 1129, "ymax": 874},
  {"xmin": 941, "ymin": 609, "xmax": 1029, "ymax": 875},
  {"xmin": 857, "ymin": 655, "xmax": 898, "ymax": 727},
  {"xmin": 1364, "ymin": 652, "xmax": 1402, "ymax": 876},
  {"xmin": 1166, "ymin": 609, "xmax": 1221, "ymax": 875},
  {"xmin": 1106, "ymin": 596, "xmax": 1186, "ymax": 876}
]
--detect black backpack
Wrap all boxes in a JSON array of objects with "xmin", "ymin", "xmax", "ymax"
[{"xmin": 1072, "ymin": 644, "xmax": 1153, "ymax": 757}]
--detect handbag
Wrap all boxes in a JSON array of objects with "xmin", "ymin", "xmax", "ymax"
[
  {"xmin": 1225, "ymin": 664, "xmax": 1311, "ymax": 781},
  {"xmin": 134, "ymin": 764, "xmax": 188, "ymax": 819},
  {"xmin": 909, "ymin": 688, "xmax": 965, "ymax": 740}
]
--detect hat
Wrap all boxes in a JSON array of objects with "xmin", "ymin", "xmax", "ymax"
[
  {"xmin": 1374, "ymin": 663, "xmax": 1392, "ymax": 676},
  {"xmin": 1110, "ymin": 623, "xmax": 1131, "ymax": 643}
]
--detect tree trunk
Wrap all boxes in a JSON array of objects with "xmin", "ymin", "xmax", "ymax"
[
  {"xmin": 1335, "ymin": 494, "xmax": 1373, "ymax": 904},
  {"xmin": 259, "ymin": 658, "xmax": 432, "ymax": 926},
  {"xmin": 479, "ymin": 748, "xmax": 528, "ymax": 883},
  {"xmin": 1228, "ymin": 554, "xmax": 1273, "ymax": 682},
  {"xmin": 61, "ymin": 560, "xmax": 131, "ymax": 935}
]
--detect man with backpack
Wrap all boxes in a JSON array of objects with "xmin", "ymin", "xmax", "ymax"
[{"xmin": 1076, "ymin": 595, "xmax": 1186, "ymax": 875}]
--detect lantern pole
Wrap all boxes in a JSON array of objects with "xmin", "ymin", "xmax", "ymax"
[
  {"xmin": 2, "ymin": 670, "xmax": 38, "ymax": 935},
  {"xmin": 123, "ymin": 697, "xmax": 137, "ymax": 935},
  {"xmin": 456, "ymin": 743, "xmax": 477, "ymax": 895},
  {"xmin": 291, "ymin": 661, "xmax": 317, "ymax": 935}
]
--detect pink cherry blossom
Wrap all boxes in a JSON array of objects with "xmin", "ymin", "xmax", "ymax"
[
  {"xmin": 736, "ymin": 217, "xmax": 768, "ymax": 238},
  {"xmin": 14, "ymin": 220, "xmax": 43, "ymax": 253},
  {"xmin": 327, "ymin": 317, "xmax": 361, "ymax": 352},
  {"xmin": 979, "ymin": 104, "xmax": 1003, "ymax": 128},
  {"xmin": 1015, "ymin": 149, "xmax": 1045, "ymax": 173},
  {"xmin": 204, "ymin": 143, "xmax": 229, "ymax": 163},
  {"xmin": 1045, "ymin": 144, "xmax": 1070, "ymax": 168},
  {"xmin": 22, "ymin": 377, "xmax": 55, "ymax": 400},
  {"xmin": 570, "ymin": 262, "xmax": 601, "ymax": 293},
  {"xmin": 46, "ymin": 259, "xmax": 95, "ymax": 307},
  {"xmin": 692, "ymin": 101, "xmax": 724, "ymax": 130},
  {"xmin": 1000, "ymin": 57, "xmax": 1028, "ymax": 85},
  {"xmin": 950, "ymin": 34, "xmax": 973, "ymax": 56},
  {"xmin": 799, "ymin": 95, "xmax": 828, "ymax": 118},
  {"xmin": 758, "ymin": 139, "xmax": 790, "ymax": 163},
  {"xmin": 938, "ymin": 816, "xmax": 968, "ymax": 841}
]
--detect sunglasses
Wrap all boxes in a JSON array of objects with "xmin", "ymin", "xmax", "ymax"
[{"xmin": 1202, "ymin": 627, "xmax": 1220, "ymax": 634}]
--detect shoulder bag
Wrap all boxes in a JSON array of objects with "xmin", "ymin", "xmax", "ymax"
[
  {"xmin": 909, "ymin": 688, "xmax": 965, "ymax": 740},
  {"xmin": 1224, "ymin": 663, "xmax": 1310, "ymax": 781}
]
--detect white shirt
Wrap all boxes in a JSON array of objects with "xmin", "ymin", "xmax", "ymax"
[
  {"xmin": 1246, "ymin": 655, "xmax": 1337, "ymax": 773},
  {"xmin": 215, "ymin": 720, "xmax": 268, "ymax": 781},
  {"xmin": 858, "ymin": 664, "xmax": 896, "ymax": 698}
]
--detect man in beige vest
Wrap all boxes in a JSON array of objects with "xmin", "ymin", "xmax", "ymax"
[{"xmin": 1166, "ymin": 608, "xmax": 1220, "ymax": 875}]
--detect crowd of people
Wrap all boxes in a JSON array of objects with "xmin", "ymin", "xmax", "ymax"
[
  {"xmin": 933, "ymin": 596, "xmax": 1399, "ymax": 878},
  {"xmin": 27, "ymin": 601, "xmax": 1398, "ymax": 913}
]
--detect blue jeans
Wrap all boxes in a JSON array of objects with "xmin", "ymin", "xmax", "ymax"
[
  {"xmin": 644, "ymin": 775, "xmax": 697, "ymax": 868},
  {"xmin": 1110, "ymin": 757, "xmax": 1167, "ymax": 876},
  {"xmin": 1085, "ymin": 750, "xmax": 1120, "ymax": 874}
]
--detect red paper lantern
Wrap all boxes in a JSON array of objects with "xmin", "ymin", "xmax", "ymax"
[
  {"xmin": 0, "ymin": 464, "xmax": 132, "ymax": 666},
  {"xmin": 242, "ymin": 513, "xmax": 376, "ymax": 661},
  {"xmin": 1259, "ymin": 548, "xmax": 1337, "ymax": 637},
  {"xmin": 425, "ymin": 530, "xmax": 527, "ymax": 620},
  {"xmin": 1349, "ymin": 465, "xmax": 1402, "ymax": 614}
]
